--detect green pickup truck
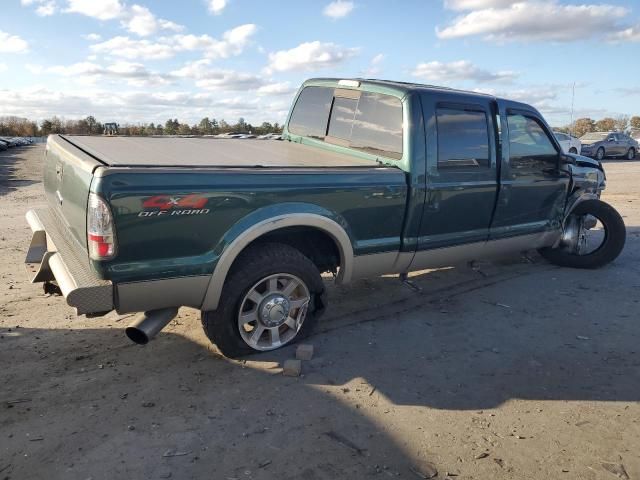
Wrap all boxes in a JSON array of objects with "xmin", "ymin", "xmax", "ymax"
[{"xmin": 25, "ymin": 78, "xmax": 626, "ymax": 357}]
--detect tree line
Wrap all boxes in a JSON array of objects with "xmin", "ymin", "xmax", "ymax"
[
  {"xmin": 555, "ymin": 115, "xmax": 640, "ymax": 138},
  {"xmin": 0, "ymin": 115, "xmax": 283, "ymax": 137},
  {"xmin": 2, "ymin": 113, "xmax": 639, "ymax": 140}
]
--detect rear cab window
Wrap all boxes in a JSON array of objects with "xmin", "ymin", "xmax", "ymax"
[
  {"xmin": 288, "ymin": 85, "xmax": 404, "ymax": 161},
  {"xmin": 436, "ymin": 108, "xmax": 490, "ymax": 168}
]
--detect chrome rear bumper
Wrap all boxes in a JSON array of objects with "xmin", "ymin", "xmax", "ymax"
[{"xmin": 25, "ymin": 208, "xmax": 113, "ymax": 315}]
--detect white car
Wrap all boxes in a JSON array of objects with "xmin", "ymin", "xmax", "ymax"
[{"xmin": 554, "ymin": 132, "xmax": 581, "ymax": 154}]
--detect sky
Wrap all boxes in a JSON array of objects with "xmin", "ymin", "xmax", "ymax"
[{"xmin": 1, "ymin": 0, "xmax": 639, "ymax": 127}]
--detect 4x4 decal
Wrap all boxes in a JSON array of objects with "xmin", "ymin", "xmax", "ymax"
[{"xmin": 139, "ymin": 194, "xmax": 210, "ymax": 217}]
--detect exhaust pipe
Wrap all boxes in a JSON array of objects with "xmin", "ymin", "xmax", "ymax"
[{"xmin": 125, "ymin": 307, "xmax": 179, "ymax": 345}]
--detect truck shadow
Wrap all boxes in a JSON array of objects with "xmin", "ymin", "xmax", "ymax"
[
  {"xmin": 3, "ymin": 231, "xmax": 638, "ymax": 478},
  {"xmin": 1, "ymin": 322, "xmax": 431, "ymax": 479},
  {"xmin": 0, "ymin": 147, "xmax": 39, "ymax": 197}
]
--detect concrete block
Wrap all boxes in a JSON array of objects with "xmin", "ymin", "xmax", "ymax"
[
  {"xmin": 283, "ymin": 359, "xmax": 302, "ymax": 377},
  {"xmin": 296, "ymin": 344, "xmax": 314, "ymax": 361}
]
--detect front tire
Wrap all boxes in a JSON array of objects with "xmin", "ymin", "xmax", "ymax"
[
  {"xmin": 539, "ymin": 200, "xmax": 625, "ymax": 269},
  {"xmin": 596, "ymin": 147, "xmax": 605, "ymax": 160},
  {"xmin": 201, "ymin": 243, "xmax": 326, "ymax": 357},
  {"xmin": 627, "ymin": 148, "xmax": 636, "ymax": 160}
]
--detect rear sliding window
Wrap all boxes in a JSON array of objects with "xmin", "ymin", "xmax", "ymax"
[{"xmin": 288, "ymin": 87, "xmax": 403, "ymax": 160}]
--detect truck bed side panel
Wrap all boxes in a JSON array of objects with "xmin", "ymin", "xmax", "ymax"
[{"xmin": 92, "ymin": 168, "xmax": 408, "ymax": 283}]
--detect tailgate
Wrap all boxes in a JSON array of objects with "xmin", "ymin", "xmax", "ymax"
[{"xmin": 43, "ymin": 135, "xmax": 104, "ymax": 251}]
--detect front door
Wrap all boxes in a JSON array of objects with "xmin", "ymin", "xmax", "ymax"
[{"xmin": 491, "ymin": 106, "xmax": 570, "ymax": 238}]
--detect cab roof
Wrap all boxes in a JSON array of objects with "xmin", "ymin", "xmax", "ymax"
[{"xmin": 303, "ymin": 77, "xmax": 535, "ymax": 112}]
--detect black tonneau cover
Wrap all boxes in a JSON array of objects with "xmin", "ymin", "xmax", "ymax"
[{"xmin": 62, "ymin": 135, "xmax": 378, "ymax": 168}]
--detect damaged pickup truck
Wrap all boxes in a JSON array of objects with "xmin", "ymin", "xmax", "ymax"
[{"xmin": 25, "ymin": 78, "xmax": 626, "ymax": 357}]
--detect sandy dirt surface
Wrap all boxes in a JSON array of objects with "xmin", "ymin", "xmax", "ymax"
[{"xmin": 1, "ymin": 145, "xmax": 639, "ymax": 480}]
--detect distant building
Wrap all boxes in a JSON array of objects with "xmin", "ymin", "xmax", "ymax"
[{"xmin": 104, "ymin": 123, "xmax": 118, "ymax": 135}]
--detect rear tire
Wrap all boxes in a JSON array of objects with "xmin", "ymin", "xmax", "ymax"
[
  {"xmin": 627, "ymin": 148, "xmax": 636, "ymax": 160},
  {"xmin": 569, "ymin": 147, "xmax": 577, "ymax": 154},
  {"xmin": 539, "ymin": 200, "xmax": 625, "ymax": 269},
  {"xmin": 596, "ymin": 147, "xmax": 605, "ymax": 160},
  {"xmin": 201, "ymin": 243, "xmax": 326, "ymax": 358}
]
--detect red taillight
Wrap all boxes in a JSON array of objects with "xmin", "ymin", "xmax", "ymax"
[{"xmin": 87, "ymin": 193, "xmax": 116, "ymax": 260}]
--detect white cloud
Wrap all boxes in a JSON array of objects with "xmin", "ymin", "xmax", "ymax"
[
  {"xmin": 41, "ymin": 60, "xmax": 171, "ymax": 86},
  {"xmin": 207, "ymin": 0, "xmax": 227, "ymax": 15},
  {"xmin": 65, "ymin": 0, "xmax": 124, "ymax": 20},
  {"xmin": 83, "ymin": 33, "xmax": 102, "ymax": 41},
  {"xmin": 266, "ymin": 41, "xmax": 359, "ymax": 73},
  {"xmin": 610, "ymin": 24, "xmax": 640, "ymax": 42},
  {"xmin": 90, "ymin": 36, "xmax": 175, "ymax": 60},
  {"xmin": 323, "ymin": 1, "xmax": 355, "ymax": 19},
  {"xmin": 36, "ymin": 1, "xmax": 57, "ymax": 16},
  {"xmin": 437, "ymin": 1, "xmax": 629, "ymax": 42},
  {"xmin": 363, "ymin": 53, "xmax": 384, "ymax": 76},
  {"xmin": 120, "ymin": 4, "xmax": 184, "ymax": 37},
  {"xmin": 444, "ymin": 0, "xmax": 516, "ymax": 10},
  {"xmin": 170, "ymin": 59, "xmax": 265, "ymax": 91},
  {"xmin": 412, "ymin": 60, "xmax": 517, "ymax": 83},
  {"xmin": 91, "ymin": 24, "xmax": 256, "ymax": 60},
  {"xmin": 0, "ymin": 31, "xmax": 29, "ymax": 53},
  {"xmin": 257, "ymin": 82, "xmax": 295, "ymax": 96},
  {"xmin": 20, "ymin": 0, "xmax": 57, "ymax": 14},
  {"xmin": 0, "ymin": 64, "xmax": 7, "ymax": 73}
]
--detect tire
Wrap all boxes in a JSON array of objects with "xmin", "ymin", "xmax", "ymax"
[
  {"xmin": 596, "ymin": 147, "xmax": 605, "ymax": 160},
  {"xmin": 201, "ymin": 242, "xmax": 326, "ymax": 357},
  {"xmin": 539, "ymin": 200, "xmax": 626, "ymax": 269},
  {"xmin": 569, "ymin": 147, "xmax": 577, "ymax": 154},
  {"xmin": 627, "ymin": 148, "xmax": 636, "ymax": 160}
]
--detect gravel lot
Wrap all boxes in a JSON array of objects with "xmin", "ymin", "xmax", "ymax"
[{"xmin": 1, "ymin": 145, "xmax": 639, "ymax": 480}]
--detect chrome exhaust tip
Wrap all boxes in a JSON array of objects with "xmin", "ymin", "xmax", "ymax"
[{"xmin": 125, "ymin": 307, "xmax": 179, "ymax": 345}]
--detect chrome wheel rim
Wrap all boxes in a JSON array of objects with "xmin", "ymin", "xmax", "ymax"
[
  {"xmin": 561, "ymin": 214, "xmax": 606, "ymax": 256},
  {"xmin": 597, "ymin": 149, "xmax": 604, "ymax": 160},
  {"xmin": 237, "ymin": 273, "xmax": 310, "ymax": 351}
]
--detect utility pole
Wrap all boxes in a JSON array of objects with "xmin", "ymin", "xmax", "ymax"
[{"xmin": 569, "ymin": 82, "xmax": 576, "ymax": 136}]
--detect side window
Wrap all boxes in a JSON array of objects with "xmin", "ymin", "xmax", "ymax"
[
  {"xmin": 327, "ymin": 91, "xmax": 403, "ymax": 160},
  {"xmin": 288, "ymin": 86, "xmax": 334, "ymax": 139},
  {"xmin": 507, "ymin": 114, "xmax": 558, "ymax": 169},
  {"xmin": 436, "ymin": 108, "xmax": 490, "ymax": 168}
]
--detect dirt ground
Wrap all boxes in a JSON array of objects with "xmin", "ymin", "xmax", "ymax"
[{"xmin": 1, "ymin": 145, "xmax": 639, "ymax": 480}]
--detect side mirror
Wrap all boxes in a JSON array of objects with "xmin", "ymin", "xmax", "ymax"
[{"xmin": 608, "ymin": 137, "xmax": 615, "ymax": 142}]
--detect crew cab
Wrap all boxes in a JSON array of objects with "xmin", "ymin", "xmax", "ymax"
[{"xmin": 25, "ymin": 78, "xmax": 626, "ymax": 357}]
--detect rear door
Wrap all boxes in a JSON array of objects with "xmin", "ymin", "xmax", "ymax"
[
  {"xmin": 417, "ymin": 93, "xmax": 499, "ymax": 250},
  {"xmin": 491, "ymin": 103, "xmax": 570, "ymax": 238}
]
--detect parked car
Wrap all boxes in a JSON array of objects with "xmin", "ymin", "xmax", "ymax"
[
  {"xmin": 580, "ymin": 131, "xmax": 637, "ymax": 160},
  {"xmin": 25, "ymin": 78, "xmax": 626, "ymax": 357},
  {"xmin": 553, "ymin": 131, "xmax": 581, "ymax": 154},
  {"xmin": 0, "ymin": 140, "xmax": 8, "ymax": 151},
  {"xmin": 258, "ymin": 133, "xmax": 283, "ymax": 140},
  {"xmin": 0, "ymin": 137, "xmax": 17, "ymax": 147}
]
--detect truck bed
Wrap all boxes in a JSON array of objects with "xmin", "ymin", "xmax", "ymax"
[{"xmin": 61, "ymin": 135, "xmax": 379, "ymax": 168}]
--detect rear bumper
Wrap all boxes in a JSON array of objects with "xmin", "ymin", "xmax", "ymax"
[{"xmin": 25, "ymin": 208, "xmax": 113, "ymax": 315}]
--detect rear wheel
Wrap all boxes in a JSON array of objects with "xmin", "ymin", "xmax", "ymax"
[
  {"xmin": 539, "ymin": 199, "xmax": 625, "ymax": 269},
  {"xmin": 596, "ymin": 147, "xmax": 605, "ymax": 160},
  {"xmin": 569, "ymin": 147, "xmax": 577, "ymax": 154},
  {"xmin": 627, "ymin": 148, "xmax": 636, "ymax": 160},
  {"xmin": 201, "ymin": 243, "xmax": 326, "ymax": 357}
]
